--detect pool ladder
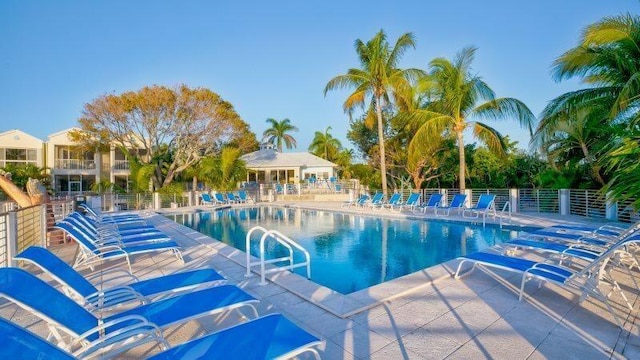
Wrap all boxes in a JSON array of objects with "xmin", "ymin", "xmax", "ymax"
[
  {"xmin": 499, "ymin": 201, "xmax": 512, "ymax": 229},
  {"xmin": 245, "ymin": 226, "xmax": 311, "ymax": 285}
]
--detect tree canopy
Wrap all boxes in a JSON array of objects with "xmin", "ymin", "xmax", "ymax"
[
  {"xmin": 325, "ymin": 30, "xmax": 424, "ymax": 196},
  {"xmin": 73, "ymin": 84, "xmax": 257, "ymax": 190},
  {"xmin": 262, "ymin": 118, "xmax": 298, "ymax": 152}
]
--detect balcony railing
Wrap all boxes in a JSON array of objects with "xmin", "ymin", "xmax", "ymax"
[
  {"xmin": 54, "ymin": 159, "xmax": 96, "ymax": 170},
  {"xmin": 112, "ymin": 160, "xmax": 130, "ymax": 170}
]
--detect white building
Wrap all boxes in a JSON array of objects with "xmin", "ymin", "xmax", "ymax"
[
  {"xmin": 0, "ymin": 129, "xmax": 45, "ymax": 169},
  {"xmin": 46, "ymin": 128, "xmax": 101, "ymax": 194},
  {"xmin": 241, "ymin": 147, "xmax": 338, "ymax": 184},
  {"xmin": 0, "ymin": 127, "xmax": 145, "ymax": 195}
]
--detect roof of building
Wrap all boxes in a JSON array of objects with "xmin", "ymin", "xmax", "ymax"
[
  {"xmin": 0, "ymin": 129, "xmax": 44, "ymax": 144},
  {"xmin": 241, "ymin": 149, "xmax": 337, "ymax": 168}
]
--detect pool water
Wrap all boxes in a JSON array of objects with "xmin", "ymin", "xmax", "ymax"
[{"xmin": 167, "ymin": 206, "xmax": 523, "ymax": 294}]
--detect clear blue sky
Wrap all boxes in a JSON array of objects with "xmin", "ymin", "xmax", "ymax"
[{"xmin": 1, "ymin": 1, "xmax": 637, "ymax": 152}]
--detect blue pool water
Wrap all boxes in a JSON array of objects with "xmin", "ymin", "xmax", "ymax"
[{"xmin": 167, "ymin": 206, "xmax": 524, "ymax": 294}]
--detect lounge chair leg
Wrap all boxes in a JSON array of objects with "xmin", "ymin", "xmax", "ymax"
[
  {"xmin": 519, "ymin": 276, "xmax": 527, "ymax": 301},
  {"xmin": 454, "ymin": 260, "xmax": 474, "ymax": 279}
]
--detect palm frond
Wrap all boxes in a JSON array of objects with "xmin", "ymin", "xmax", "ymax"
[{"xmin": 472, "ymin": 122, "xmax": 507, "ymax": 156}]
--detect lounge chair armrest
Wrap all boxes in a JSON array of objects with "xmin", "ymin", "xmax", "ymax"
[
  {"xmin": 71, "ymin": 315, "xmax": 168, "ymax": 359},
  {"xmin": 85, "ymin": 286, "xmax": 146, "ymax": 309},
  {"xmin": 91, "ymin": 245, "xmax": 127, "ymax": 256},
  {"xmin": 86, "ymin": 269, "xmax": 139, "ymax": 284},
  {"xmin": 598, "ymin": 224, "xmax": 625, "ymax": 232}
]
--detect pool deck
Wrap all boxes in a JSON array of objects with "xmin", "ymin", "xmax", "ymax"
[{"xmin": 4, "ymin": 201, "xmax": 640, "ymax": 359}]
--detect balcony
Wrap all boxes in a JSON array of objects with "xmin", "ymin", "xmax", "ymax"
[
  {"xmin": 113, "ymin": 160, "xmax": 130, "ymax": 171},
  {"xmin": 54, "ymin": 159, "xmax": 96, "ymax": 170}
]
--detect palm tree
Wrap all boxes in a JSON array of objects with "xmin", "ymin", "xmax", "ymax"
[
  {"xmin": 542, "ymin": 13, "xmax": 640, "ymax": 202},
  {"xmin": 532, "ymin": 103, "xmax": 613, "ymax": 185},
  {"xmin": 550, "ymin": 13, "xmax": 640, "ymax": 123},
  {"xmin": 198, "ymin": 147, "xmax": 247, "ymax": 190},
  {"xmin": 409, "ymin": 47, "xmax": 535, "ymax": 190},
  {"xmin": 324, "ymin": 30, "xmax": 423, "ymax": 196},
  {"xmin": 308, "ymin": 126, "xmax": 342, "ymax": 160},
  {"xmin": 335, "ymin": 148, "xmax": 354, "ymax": 179},
  {"xmin": 262, "ymin": 118, "xmax": 298, "ymax": 152}
]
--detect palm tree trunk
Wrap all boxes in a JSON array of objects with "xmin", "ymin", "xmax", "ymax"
[
  {"xmin": 376, "ymin": 97, "xmax": 388, "ymax": 196},
  {"xmin": 580, "ymin": 143, "xmax": 606, "ymax": 185},
  {"xmin": 457, "ymin": 131, "xmax": 466, "ymax": 191}
]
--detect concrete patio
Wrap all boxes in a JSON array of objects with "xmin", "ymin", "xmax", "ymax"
[{"xmin": 2, "ymin": 202, "xmax": 639, "ymax": 359}]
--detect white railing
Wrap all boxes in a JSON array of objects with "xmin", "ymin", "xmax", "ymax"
[
  {"xmin": 54, "ymin": 159, "xmax": 96, "ymax": 170},
  {"xmin": 518, "ymin": 189, "xmax": 560, "ymax": 213},
  {"xmin": 499, "ymin": 201, "xmax": 512, "ymax": 229},
  {"xmin": 569, "ymin": 189, "xmax": 606, "ymax": 219},
  {"xmin": 244, "ymin": 226, "xmax": 311, "ymax": 285},
  {"xmin": 112, "ymin": 160, "xmax": 130, "ymax": 170},
  {"xmin": 0, "ymin": 204, "xmax": 48, "ymax": 267}
]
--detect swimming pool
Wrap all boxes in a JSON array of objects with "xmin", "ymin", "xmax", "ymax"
[{"xmin": 167, "ymin": 206, "xmax": 524, "ymax": 294}]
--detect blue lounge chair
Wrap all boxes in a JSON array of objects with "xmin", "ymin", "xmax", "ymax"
[
  {"xmin": 0, "ymin": 268, "xmax": 258, "ymax": 358},
  {"xmin": 341, "ymin": 194, "xmax": 369, "ymax": 208},
  {"xmin": 525, "ymin": 229, "xmax": 614, "ymax": 247},
  {"xmin": 227, "ymin": 192, "xmax": 239, "ymax": 203},
  {"xmin": 394, "ymin": 192, "xmax": 420, "ymax": 212},
  {"xmin": 54, "ymin": 222, "xmax": 183, "ymax": 273},
  {"xmin": 366, "ymin": 192, "xmax": 384, "ymax": 209},
  {"xmin": 462, "ymin": 194, "xmax": 497, "ymax": 224},
  {"xmin": 454, "ymin": 235, "xmax": 640, "ymax": 328},
  {"xmin": 417, "ymin": 193, "xmax": 443, "ymax": 213},
  {"xmin": 69, "ymin": 211, "xmax": 158, "ymax": 236},
  {"xmin": 200, "ymin": 193, "xmax": 214, "ymax": 205},
  {"xmin": 0, "ymin": 317, "xmax": 76, "ymax": 360},
  {"xmin": 214, "ymin": 192, "xmax": 229, "ymax": 205},
  {"xmin": 541, "ymin": 221, "xmax": 640, "ymax": 240},
  {"xmin": 238, "ymin": 190, "xmax": 254, "ymax": 204},
  {"xmin": 381, "ymin": 193, "xmax": 402, "ymax": 210},
  {"xmin": 148, "ymin": 314, "xmax": 322, "ymax": 360},
  {"xmin": 15, "ymin": 246, "xmax": 226, "ymax": 310},
  {"xmin": 435, "ymin": 194, "xmax": 467, "ymax": 216},
  {"xmin": 63, "ymin": 215, "xmax": 171, "ymax": 246},
  {"xmin": 60, "ymin": 217, "xmax": 173, "ymax": 248},
  {"xmin": 79, "ymin": 204, "xmax": 146, "ymax": 225},
  {"xmin": 0, "ymin": 313, "xmax": 322, "ymax": 360}
]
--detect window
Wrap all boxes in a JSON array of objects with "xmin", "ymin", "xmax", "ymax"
[
  {"xmin": 0, "ymin": 147, "xmax": 38, "ymax": 166},
  {"xmin": 6, "ymin": 149, "xmax": 27, "ymax": 161}
]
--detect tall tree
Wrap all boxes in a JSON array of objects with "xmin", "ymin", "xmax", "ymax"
[
  {"xmin": 325, "ymin": 30, "xmax": 423, "ymax": 196},
  {"xmin": 308, "ymin": 126, "xmax": 342, "ymax": 160},
  {"xmin": 543, "ymin": 13, "xmax": 640, "ymax": 204},
  {"xmin": 409, "ymin": 47, "xmax": 535, "ymax": 190},
  {"xmin": 74, "ymin": 85, "xmax": 257, "ymax": 190},
  {"xmin": 262, "ymin": 118, "xmax": 298, "ymax": 152},
  {"xmin": 533, "ymin": 104, "xmax": 613, "ymax": 185},
  {"xmin": 197, "ymin": 147, "xmax": 247, "ymax": 190}
]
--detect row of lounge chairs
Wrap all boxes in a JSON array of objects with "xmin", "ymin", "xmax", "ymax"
[
  {"xmin": 342, "ymin": 192, "xmax": 498, "ymax": 221},
  {"xmin": 1, "ymin": 204, "xmax": 322, "ymax": 358},
  {"xmin": 201, "ymin": 191, "xmax": 253, "ymax": 206},
  {"xmin": 454, "ymin": 219, "xmax": 640, "ymax": 328}
]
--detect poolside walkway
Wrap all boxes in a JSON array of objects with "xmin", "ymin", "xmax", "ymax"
[{"xmin": 4, "ymin": 201, "xmax": 640, "ymax": 359}]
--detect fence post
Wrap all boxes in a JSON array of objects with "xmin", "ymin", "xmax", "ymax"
[
  {"xmin": 464, "ymin": 189, "xmax": 473, "ymax": 208},
  {"xmin": 605, "ymin": 191, "xmax": 618, "ymax": 221},
  {"xmin": 510, "ymin": 189, "xmax": 519, "ymax": 213},
  {"xmin": 188, "ymin": 191, "xmax": 194, "ymax": 207},
  {"xmin": 7, "ymin": 211, "xmax": 17, "ymax": 267},
  {"xmin": 153, "ymin": 192, "xmax": 161, "ymax": 209},
  {"xmin": 559, "ymin": 189, "xmax": 570, "ymax": 216},
  {"xmin": 40, "ymin": 204, "xmax": 48, "ymax": 247}
]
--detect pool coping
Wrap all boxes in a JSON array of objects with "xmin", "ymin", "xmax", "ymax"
[{"xmin": 158, "ymin": 204, "xmax": 549, "ymax": 318}]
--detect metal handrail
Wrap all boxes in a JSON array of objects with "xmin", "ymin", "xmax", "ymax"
[
  {"xmin": 499, "ymin": 201, "xmax": 511, "ymax": 229},
  {"xmin": 245, "ymin": 226, "xmax": 311, "ymax": 285}
]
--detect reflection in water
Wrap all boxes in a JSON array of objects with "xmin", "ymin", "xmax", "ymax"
[{"xmin": 166, "ymin": 207, "xmax": 519, "ymax": 294}]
